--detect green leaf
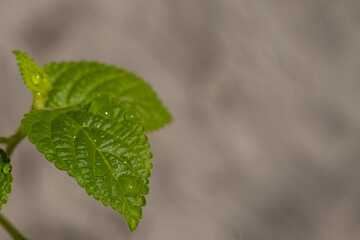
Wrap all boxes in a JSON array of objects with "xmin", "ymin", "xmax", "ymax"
[
  {"xmin": 21, "ymin": 96, "xmax": 153, "ymax": 231},
  {"xmin": 0, "ymin": 149, "xmax": 13, "ymax": 211},
  {"xmin": 43, "ymin": 61, "xmax": 172, "ymax": 131},
  {"xmin": 13, "ymin": 51, "xmax": 51, "ymax": 109}
]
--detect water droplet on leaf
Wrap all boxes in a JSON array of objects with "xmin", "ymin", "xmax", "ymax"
[
  {"xmin": 127, "ymin": 184, "xmax": 135, "ymax": 193},
  {"xmin": 31, "ymin": 74, "xmax": 41, "ymax": 85},
  {"xmin": 123, "ymin": 178, "xmax": 142, "ymax": 196},
  {"xmin": 125, "ymin": 111, "xmax": 135, "ymax": 120},
  {"xmin": 2, "ymin": 164, "xmax": 11, "ymax": 174},
  {"xmin": 86, "ymin": 185, "xmax": 94, "ymax": 195}
]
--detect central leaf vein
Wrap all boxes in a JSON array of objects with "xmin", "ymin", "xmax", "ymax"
[{"xmin": 63, "ymin": 112, "xmax": 131, "ymax": 212}]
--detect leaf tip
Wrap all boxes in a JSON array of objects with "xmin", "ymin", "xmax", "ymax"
[
  {"xmin": 127, "ymin": 216, "xmax": 139, "ymax": 232},
  {"xmin": 12, "ymin": 50, "xmax": 21, "ymax": 56},
  {"xmin": 12, "ymin": 50, "xmax": 52, "ymax": 109}
]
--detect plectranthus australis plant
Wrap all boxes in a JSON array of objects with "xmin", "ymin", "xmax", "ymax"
[{"xmin": 0, "ymin": 51, "xmax": 171, "ymax": 239}]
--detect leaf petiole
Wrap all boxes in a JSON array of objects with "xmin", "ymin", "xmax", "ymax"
[
  {"xmin": 0, "ymin": 214, "xmax": 27, "ymax": 240},
  {"xmin": 5, "ymin": 126, "xmax": 26, "ymax": 157},
  {"xmin": 0, "ymin": 137, "xmax": 10, "ymax": 145}
]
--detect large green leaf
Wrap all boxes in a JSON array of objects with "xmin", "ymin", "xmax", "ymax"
[
  {"xmin": 43, "ymin": 62, "xmax": 171, "ymax": 131},
  {"xmin": 0, "ymin": 149, "xmax": 12, "ymax": 211},
  {"xmin": 21, "ymin": 96, "xmax": 153, "ymax": 231}
]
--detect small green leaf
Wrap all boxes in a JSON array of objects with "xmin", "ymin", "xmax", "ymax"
[
  {"xmin": 43, "ymin": 61, "xmax": 171, "ymax": 131},
  {"xmin": 13, "ymin": 50, "xmax": 52, "ymax": 109},
  {"xmin": 22, "ymin": 96, "xmax": 153, "ymax": 231},
  {"xmin": 0, "ymin": 149, "xmax": 13, "ymax": 211}
]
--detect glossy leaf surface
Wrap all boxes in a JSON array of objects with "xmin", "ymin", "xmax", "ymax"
[
  {"xmin": 22, "ymin": 96, "xmax": 153, "ymax": 231},
  {"xmin": 43, "ymin": 62, "xmax": 171, "ymax": 131}
]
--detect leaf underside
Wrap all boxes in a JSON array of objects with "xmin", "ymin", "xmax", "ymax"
[
  {"xmin": 22, "ymin": 96, "xmax": 153, "ymax": 231},
  {"xmin": 43, "ymin": 62, "xmax": 171, "ymax": 132}
]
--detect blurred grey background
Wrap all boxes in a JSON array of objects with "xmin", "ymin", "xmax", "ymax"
[{"xmin": 1, "ymin": 0, "xmax": 360, "ymax": 239}]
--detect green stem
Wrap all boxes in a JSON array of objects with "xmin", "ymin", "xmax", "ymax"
[
  {"xmin": 5, "ymin": 126, "xmax": 26, "ymax": 157},
  {"xmin": 0, "ymin": 214, "xmax": 27, "ymax": 240},
  {"xmin": 0, "ymin": 137, "xmax": 10, "ymax": 144}
]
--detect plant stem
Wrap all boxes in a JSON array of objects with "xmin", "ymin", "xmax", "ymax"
[
  {"xmin": 0, "ymin": 137, "xmax": 10, "ymax": 144},
  {"xmin": 5, "ymin": 126, "xmax": 26, "ymax": 157},
  {"xmin": 0, "ymin": 214, "xmax": 27, "ymax": 240}
]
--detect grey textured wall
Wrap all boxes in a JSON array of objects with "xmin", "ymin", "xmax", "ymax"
[{"xmin": 1, "ymin": 1, "xmax": 360, "ymax": 239}]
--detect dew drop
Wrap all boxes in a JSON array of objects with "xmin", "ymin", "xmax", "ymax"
[
  {"xmin": 31, "ymin": 74, "xmax": 41, "ymax": 85},
  {"xmin": 86, "ymin": 185, "xmax": 94, "ymax": 195},
  {"xmin": 2, "ymin": 164, "xmax": 11, "ymax": 174},
  {"xmin": 123, "ymin": 178, "xmax": 142, "ymax": 196},
  {"xmin": 125, "ymin": 111, "xmax": 136, "ymax": 120},
  {"xmin": 126, "ymin": 184, "xmax": 136, "ymax": 195}
]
